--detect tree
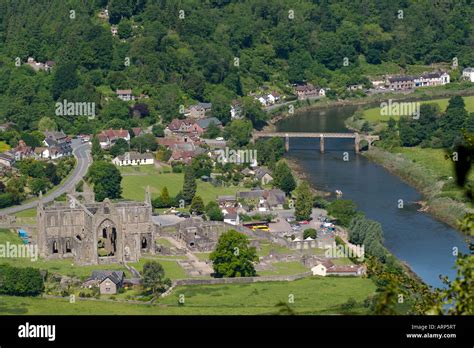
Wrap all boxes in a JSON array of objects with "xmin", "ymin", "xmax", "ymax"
[
  {"xmin": 206, "ymin": 201, "xmax": 224, "ymax": 221},
  {"xmin": 303, "ymin": 228, "xmax": 317, "ymax": 239},
  {"xmin": 30, "ymin": 178, "xmax": 49, "ymax": 196},
  {"xmin": 91, "ymin": 136, "xmax": 104, "ymax": 161},
  {"xmin": 273, "ymin": 160, "xmax": 296, "ymax": 194},
  {"xmin": 191, "ymin": 154, "xmax": 213, "ymax": 178},
  {"xmin": 130, "ymin": 134, "xmax": 158, "ymax": 153},
  {"xmin": 110, "ymin": 138, "xmax": 129, "ymax": 157},
  {"xmin": 152, "ymin": 124, "xmax": 165, "ymax": 137},
  {"xmin": 160, "ymin": 187, "xmax": 170, "ymax": 207},
  {"xmin": 294, "ymin": 181, "xmax": 313, "ymax": 221},
  {"xmin": 209, "ymin": 230, "xmax": 258, "ymax": 278},
  {"xmin": 52, "ymin": 63, "xmax": 79, "ymax": 100},
  {"xmin": 141, "ymin": 261, "xmax": 171, "ymax": 295},
  {"xmin": 86, "ymin": 161, "xmax": 122, "ymax": 201},
  {"xmin": 118, "ymin": 19, "xmax": 132, "ymax": 39},
  {"xmin": 189, "ymin": 195, "xmax": 204, "ymax": 215},
  {"xmin": 182, "ymin": 167, "xmax": 196, "ymax": 204},
  {"xmin": 0, "ymin": 265, "xmax": 44, "ymax": 296},
  {"xmin": 109, "ymin": 0, "xmax": 133, "ymax": 24},
  {"xmin": 38, "ymin": 117, "xmax": 58, "ymax": 132},
  {"xmin": 327, "ymin": 199, "xmax": 358, "ymax": 227},
  {"xmin": 224, "ymin": 119, "xmax": 253, "ymax": 147},
  {"xmin": 202, "ymin": 122, "xmax": 221, "ymax": 139}
]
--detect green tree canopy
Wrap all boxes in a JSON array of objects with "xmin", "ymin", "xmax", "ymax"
[{"xmin": 209, "ymin": 230, "xmax": 258, "ymax": 278}]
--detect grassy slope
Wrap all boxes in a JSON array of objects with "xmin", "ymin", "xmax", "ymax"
[
  {"xmin": 0, "ymin": 141, "xmax": 10, "ymax": 152},
  {"xmin": 363, "ymin": 95, "xmax": 474, "ymax": 122},
  {"xmin": 0, "ymin": 276, "xmax": 377, "ymax": 315}
]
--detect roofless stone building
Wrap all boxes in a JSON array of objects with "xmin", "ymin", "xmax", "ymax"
[{"xmin": 37, "ymin": 187, "xmax": 154, "ymax": 265}]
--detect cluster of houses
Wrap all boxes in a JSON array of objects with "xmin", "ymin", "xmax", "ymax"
[
  {"xmin": 217, "ymin": 187, "xmax": 286, "ymax": 225},
  {"xmin": 294, "ymin": 83, "xmax": 326, "ymax": 100},
  {"xmin": 97, "ymin": 128, "xmax": 131, "ymax": 149},
  {"xmin": 385, "ymin": 71, "xmax": 450, "ymax": 91},
  {"xmin": 252, "ymin": 91, "xmax": 281, "ymax": 107},
  {"xmin": 0, "ymin": 130, "xmax": 72, "ymax": 172}
]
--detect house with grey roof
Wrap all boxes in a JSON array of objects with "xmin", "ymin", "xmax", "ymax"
[
  {"xmin": 85, "ymin": 270, "xmax": 125, "ymax": 294},
  {"xmin": 195, "ymin": 117, "xmax": 222, "ymax": 131}
]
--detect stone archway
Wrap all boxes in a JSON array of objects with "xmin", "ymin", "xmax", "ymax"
[{"xmin": 97, "ymin": 219, "xmax": 118, "ymax": 257}]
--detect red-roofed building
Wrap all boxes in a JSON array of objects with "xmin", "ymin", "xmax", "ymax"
[{"xmin": 98, "ymin": 128, "xmax": 131, "ymax": 149}]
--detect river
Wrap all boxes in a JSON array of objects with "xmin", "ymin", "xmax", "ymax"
[{"xmin": 277, "ymin": 105, "xmax": 470, "ymax": 288}]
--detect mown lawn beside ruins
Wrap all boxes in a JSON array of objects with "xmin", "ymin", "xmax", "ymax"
[
  {"xmin": 0, "ymin": 277, "xmax": 377, "ymax": 315},
  {"xmin": 119, "ymin": 166, "xmax": 245, "ymax": 204}
]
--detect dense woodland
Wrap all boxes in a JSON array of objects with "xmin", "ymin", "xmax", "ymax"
[{"xmin": 0, "ymin": 0, "xmax": 473, "ymax": 136}]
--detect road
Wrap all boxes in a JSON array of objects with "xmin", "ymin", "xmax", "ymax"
[{"xmin": 0, "ymin": 139, "xmax": 91, "ymax": 216}]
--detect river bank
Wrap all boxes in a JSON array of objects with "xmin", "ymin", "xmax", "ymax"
[
  {"xmin": 363, "ymin": 147, "xmax": 473, "ymax": 234},
  {"xmin": 284, "ymin": 157, "xmax": 331, "ymax": 198},
  {"xmin": 265, "ymin": 84, "xmax": 474, "ymax": 132}
]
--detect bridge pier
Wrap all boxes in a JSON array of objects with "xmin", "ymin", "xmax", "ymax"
[
  {"xmin": 320, "ymin": 135, "xmax": 325, "ymax": 153},
  {"xmin": 354, "ymin": 133, "xmax": 360, "ymax": 153},
  {"xmin": 285, "ymin": 133, "xmax": 289, "ymax": 152}
]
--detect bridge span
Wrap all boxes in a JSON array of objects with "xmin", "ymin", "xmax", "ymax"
[{"xmin": 252, "ymin": 132, "xmax": 380, "ymax": 153}]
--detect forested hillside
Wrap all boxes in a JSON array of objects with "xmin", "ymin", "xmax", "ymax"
[{"xmin": 0, "ymin": 0, "xmax": 473, "ymax": 133}]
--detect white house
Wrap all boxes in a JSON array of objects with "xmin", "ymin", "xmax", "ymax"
[
  {"xmin": 311, "ymin": 260, "xmax": 366, "ymax": 277},
  {"xmin": 230, "ymin": 100, "xmax": 242, "ymax": 120},
  {"xmin": 112, "ymin": 151, "xmax": 154, "ymax": 166},
  {"xmin": 462, "ymin": 68, "xmax": 474, "ymax": 82},
  {"xmin": 116, "ymin": 89, "xmax": 134, "ymax": 101},
  {"xmin": 222, "ymin": 207, "xmax": 240, "ymax": 225}
]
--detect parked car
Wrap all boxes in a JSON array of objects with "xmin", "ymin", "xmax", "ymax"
[{"xmin": 299, "ymin": 220, "xmax": 309, "ymax": 225}]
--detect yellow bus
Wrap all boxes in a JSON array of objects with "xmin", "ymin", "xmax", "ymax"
[{"xmin": 252, "ymin": 225, "xmax": 269, "ymax": 232}]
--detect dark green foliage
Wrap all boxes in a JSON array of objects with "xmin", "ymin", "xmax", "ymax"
[
  {"xmin": 209, "ymin": 230, "xmax": 258, "ymax": 278},
  {"xmin": 191, "ymin": 154, "xmax": 213, "ymax": 178},
  {"xmin": 141, "ymin": 261, "xmax": 171, "ymax": 295},
  {"xmin": 273, "ymin": 160, "xmax": 296, "ymax": 195},
  {"xmin": 0, "ymin": 265, "xmax": 44, "ymax": 296},
  {"xmin": 295, "ymin": 181, "xmax": 313, "ymax": 221},
  {"xmin": 130, "ymin": 134, "xmax": 157, "ymax": 153},
  {"xmin": 0, "ymin": 1, "xmax": 472, "ymax": 135},
  {"xmin": 253, "ymin": 137, "xmax": 285, "ymax": 169},
  {"xmin": 205, "ymin": 201, "xmax": 224, "ymax": 221},
  {"xmin": 348, "ymin": 215, "xmax": 387, "ymax": 263},
  {"xmin": 189, "ymin": 195, "xmax": 204, "ymax": 215},
  {"xmin": 86, "ymin": 161, "xmax": 122, "ymax": 201},
  {"xmin": 327, "ymin": 199, "xmax": 359, "ymax": 227},
  {"xmin": 110, "ymin": 138, "xmax": 129, "ymax": 157},
  {"xmin": 303, "ymin": 228, "xmax": 317, "ymax": 239},
  {"xmin": 182, "ymin": 167, "xmax": 196, "ymax": 204}
]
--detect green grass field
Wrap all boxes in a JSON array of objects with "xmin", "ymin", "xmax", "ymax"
[
  {"xmin": 129, "ymin": 257, "xmax": 187, "ymax": 280},
  {"xmin": 394, "ymin": 147, "xmax": 456, "ymax": 179},
  {"xmin": 258, "ymin": 261, "xmax": 309, "ymax": 276},
  {"xmin": 0, "ymin": 141, "xmax": 10, "ymax": 152},
  {"xmin": 362, "ymin": 95, "xmax": 474, "ymax": 122},
  {"xmin": 120, "ymin": 166, "xmax": 245, "ymax": 204},
  {"xmin": 0, "ymin": 276, "xmax": 377, "ymax": 315}
]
